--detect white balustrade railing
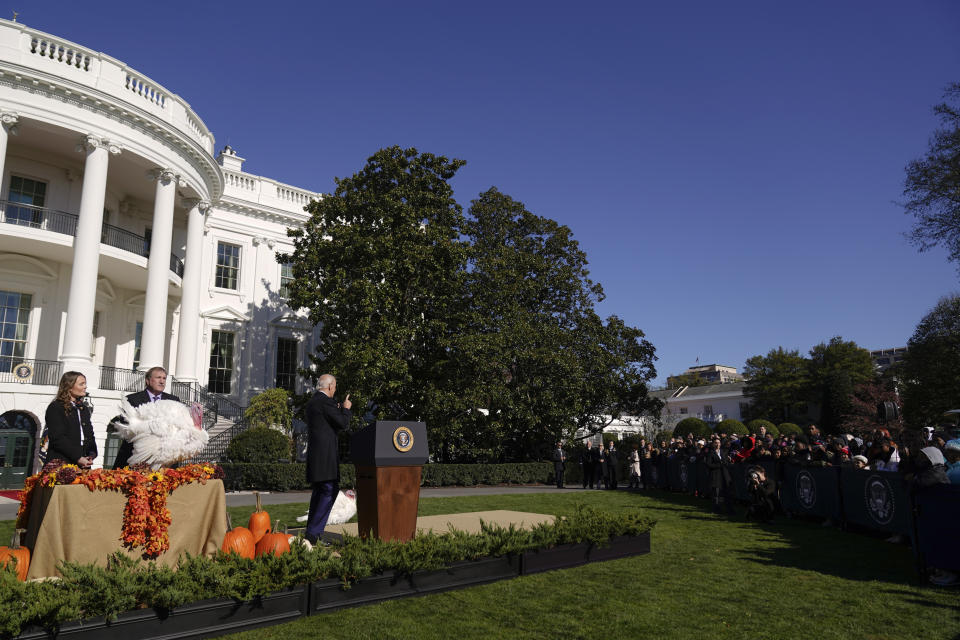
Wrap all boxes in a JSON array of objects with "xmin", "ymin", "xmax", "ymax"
[
  {"xmin": 29, "ymin": 36, "xmax": 91, "ymax": 71},
  {"xmin": 125, "ymin": 73, "xmax": 166, "ymax": 108},
  {"xmin": 3, "ymin": 20, "xmax": 214, "ymax": 154}
]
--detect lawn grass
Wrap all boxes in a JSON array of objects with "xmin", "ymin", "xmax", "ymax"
[
  {"xmin": 4, "ymin": 490, "xmax": 957, "ymax": 639},
  {"xmin": 219, "ymin": 490, "xmax": 959, "ymax": 640}
]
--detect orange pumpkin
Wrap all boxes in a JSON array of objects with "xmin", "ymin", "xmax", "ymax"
[
  {"xmin": 255, "ymin": 521, "xmax": 290, "ymax": 557},
  {"xmin": 247, "ymin": 492, "xmax": 271, "ymax": 543},
  {"xmin": 222, "ymin": 513, "xmax": 255, "ymax": 559},
  {"xmin": 0, "ymin": 528, "xmax": 30, "ymax": 581}
]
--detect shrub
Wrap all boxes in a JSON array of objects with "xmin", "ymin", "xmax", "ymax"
[
  {"xmin": 777, "ymin": 422, "xmax": 802, "ymax": 436},
  {"xmin": 673, "ymin": 418, "xmax": 710, "ymax": 438},
  {"xmin": 244, "ymin": 388, "xmax": 293, "ymax": 433},
  {"xmin": 217, "ymin": 462, "xmax": 553, "ymax": 491},
  {"xmin": 745, "ymin": 419, "xmax": 776, "ymax": 437},
  {"xmin": 715, "ymin": 419, "xmax": 745, "ymax": 434},
  {"xmin": 225, "ymin": 427, "xmax": 292, "ymax": 463}
]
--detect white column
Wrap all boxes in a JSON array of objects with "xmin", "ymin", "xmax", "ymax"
[
  {"xmin": 139, "ymin": 169, "xmax": 179, "ymax": 371},
  {"xmin": 174, "ymin": 198, "xmax": 209, "ymax": 381},
  {"xmin": 61, "ymin": 135, "xmax": 121, "ymax": 380},
  {"xmin": 0, "ymin": 112, "xmax": 19, "ymax": 189}
]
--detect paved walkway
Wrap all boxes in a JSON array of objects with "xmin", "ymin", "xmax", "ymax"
[{"xmin": 0, "ymin": 485, "xmax": 611, "ymax": 520}]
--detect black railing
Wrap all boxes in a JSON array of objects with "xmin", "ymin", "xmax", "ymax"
[
  {"xmin": 0, "ymin": 201, "xmax": 77, "ymax": 235},
  {"xmin": 101, "ymin": 222, "xmax": 148, "ymax": 257},
  {"xmin": 98, "ymin": 366, "xmax": 145, "ymax": 393},
  {"xmin": 1, "ymin": 200, "xmax": 184, "ymax": 276},
  {"xmin": 0, "ymin": 356, "xmax": 62, "ymax": 385}
]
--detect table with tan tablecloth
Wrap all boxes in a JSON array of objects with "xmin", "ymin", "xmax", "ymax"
[{"xmin": 22, "ymin": 479, "xmax": 227, "ymax": 579}]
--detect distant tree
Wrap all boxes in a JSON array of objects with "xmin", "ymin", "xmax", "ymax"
[
  {"xmin": 899, "ymin": 295, "xmax": 960, "ymax": 428},
  {"xmin": 666, "ymin": 372, "xmax": 715, "ymax": 388},
  {"xmin": 743, "ymin": 347, "xmax": 809, "ymax": 423},
  {"xmin": 903, "ymin": 82, "xmax": 960, "ymax": 273},
  {"xmin": 839, "ymin": 378, "xmax": 904, "ymax": 436},
  {"xmin": 806, "ymin": 337, "xmax": 875, "ymax": 433}
]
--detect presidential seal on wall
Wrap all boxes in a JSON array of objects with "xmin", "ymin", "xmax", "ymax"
[
  {"xmin": 13, "ymin": 362, "xmax": 33, "ymax": 382},
  {"xmin": 392, "ymin": 425, "xmax": 414, "ymax": 452}
]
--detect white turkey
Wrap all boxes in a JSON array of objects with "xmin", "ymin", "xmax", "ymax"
[{"xmin": 115, "ymin": 399, "xmax": 209, "ymax": 469}]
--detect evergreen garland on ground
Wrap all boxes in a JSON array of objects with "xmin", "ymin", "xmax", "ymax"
[{"xmin": 0, "ymin": 506, "xmax": 654, "ymax": 636}]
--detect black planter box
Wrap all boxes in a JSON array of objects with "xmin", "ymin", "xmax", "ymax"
[
  {"xmin": 309, "ymin": 555, "xmax": 521, "ymax": 614},
  {"xmin": 14, "ymin": 534, "xmax": 650, "ymax": 638},
  {"xmin": 310, "ymin": 570, "xmax": 415, "ymax": 614},
  {"xmin": 411, "ymin": 554, "xmax": 520, "ymax": 594},
  {"xmin": 521, "ymin": 532, "xmax": 651, "ymax": 575},
  {"xmin": 16, "ymin": 586, "xmax": 309, "ymax": 640}
]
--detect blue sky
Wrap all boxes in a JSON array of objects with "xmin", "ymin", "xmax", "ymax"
[{"xmin": 24, "ymin": 1, "xmax": 960, "ymax": 385}]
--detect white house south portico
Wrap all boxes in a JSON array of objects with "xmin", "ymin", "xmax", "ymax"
[{"xmin": 0, "ymin": 18, "xmax": 319, "ymax": 484}]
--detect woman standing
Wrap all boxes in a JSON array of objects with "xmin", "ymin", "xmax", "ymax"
[{"xmin": 44, "ymin": 371, "xmax": 97, "ymax": 468}]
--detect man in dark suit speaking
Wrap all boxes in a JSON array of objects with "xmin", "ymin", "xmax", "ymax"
[
  {"xmin": 112, "ymin": 366, "xmax": 180, "ymax": 469},
  {"xmin": 304, "ymin": 373, "xmax": 352, "ymax": 545}
]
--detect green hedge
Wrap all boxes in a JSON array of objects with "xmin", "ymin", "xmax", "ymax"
[
  {"xmin": 715, "ymin": 419, "xmax": 745, "ymax": 434},
  {"xmin": 778, "ymin": 422, "xmax": 802, "ymax": 436},
  {"xmin": 225, "ymin": 427, "xmax": 292, "ymax": 463},
  {"xmin": 745, "ymin": 419, "xmax": 777, "ymax": 437},
  {"xmin": 673, "ymin": 417, "xmax": 710, "ymax": 438},
  {"xmin": 219, "ymin": 462, "xmax": 555, "ymax": 491}
]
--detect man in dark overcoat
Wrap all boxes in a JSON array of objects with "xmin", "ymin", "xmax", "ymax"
[
  {"xmin": 553, "ymin": 442, "xmax": 566, "ymax": 488},
  {"xmin": 305, "ymin": 373, "xmax": 352, "ymax": 544},
  {"xmin": 706, "ymin": 438, "xmax": 735, "ymax": 515},
  {"xmin": 606, "ymin": 440, "xmax": 619, "ymax": 490},
  {"xmin": 579, "ymin": 440, "xmax": 595, "ymax": 489},
  {"xmin": 112, "ymin": 366, "xmax": 180, "ymax": 469}
]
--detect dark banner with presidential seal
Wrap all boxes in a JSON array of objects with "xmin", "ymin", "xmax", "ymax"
[
  {"xmin": 780, "ymin": 465, "xmax": 842, "ymax": 519},
  {"xmin": 839, "ymin": 468, "xmax": 913, "ymax": 536},
  {"xmin": 914, "ymin": 484, "xmax": 960, "ymax": 574}
]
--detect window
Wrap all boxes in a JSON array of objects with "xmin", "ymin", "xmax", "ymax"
[
  {"xmin": 215, "ymin": 242, "xmax": 241, "ymax": 290},
  {"xmin": 6, "ymin": 176, "xmax": 46, "ymax": 226},
  {"xmin": 279, "ymin": 262, "xmax": 294, "ymax": 298},
  {"xmin": 275, "ymin": 337, "xmax": 298, "ymax": 392},
  {"xmin": 0, "ymin": 291, "xmax": 31, "ymax": 372},
  {"xmin": 703, "ymin": 405, "xmax": 714, "ymax": 416},
  {"xmin": 132, "ymin": 321, "xmax": 143, "ymax": 370},
  {"xmin": 104, "ymin": 425, "xmax": 124, "ymax": 468},
  {"xmin": 208, "ymin": 329, "xmax": 235, "ymax": 394},
  {"xmin": 679, "ymin": 407, "xmax": 688, "ymax": 415},
  {"xmin": 739, "ymin": 402, "xmax": 750, "ymax": 417}
]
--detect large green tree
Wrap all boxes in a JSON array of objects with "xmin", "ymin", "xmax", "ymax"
[
  {"xmin": 280, "ymin": 147, "xmax": 469, "ymax": 429},
  {"xmin": 449, "ymin": 188, "xmax": 660, "ymax": 462},
  {"xmin": 806, "ymin": 337, "xmax": 875, "ymax": 433},
  {"xmin": 899, "ymin": 295, "xmax": 960, "ymax": 428},
  {"xmin": 282, "ymin": 153, "xmax": 660, "ymax": 463},
  {"xmin": 903, "ymin": 82, "xmax": 960, "ymax": 272}
]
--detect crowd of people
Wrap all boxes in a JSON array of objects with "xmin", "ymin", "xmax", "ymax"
[{"xmin": 571, "ymin": 421, "xmax": 960, "ymax": 587}]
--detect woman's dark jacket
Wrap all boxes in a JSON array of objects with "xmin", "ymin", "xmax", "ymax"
[{"xmin": 45, "ymin": 399, "xmax": 97, "ymax": 464}]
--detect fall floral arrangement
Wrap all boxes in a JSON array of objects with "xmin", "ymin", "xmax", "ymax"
[{"xmin": 17, "ymin": 461, "xmax": 224, "ymax": 558}]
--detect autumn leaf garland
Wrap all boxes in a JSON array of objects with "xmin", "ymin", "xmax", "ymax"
[{"xmin": 17, "ymin": 463, "xmax": 223, "ymax": 558}]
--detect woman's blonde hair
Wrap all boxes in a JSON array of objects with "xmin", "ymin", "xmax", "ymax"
[{"xmin": 56, "ymin": 371, "xmax": 85, "ymax": 413}]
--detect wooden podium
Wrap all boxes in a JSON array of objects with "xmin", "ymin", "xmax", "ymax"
[{"xmin": 351, "ymin": 420, "xmax": 428, "ymax": 541}]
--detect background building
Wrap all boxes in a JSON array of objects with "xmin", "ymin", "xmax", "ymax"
[
  {"xmin": 0, "ymin": 19, "xmax": 318, "ymax": 485},
  {"xmin": 667, "ymin": 363, "xmax": 743, "ymax": 387}
]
